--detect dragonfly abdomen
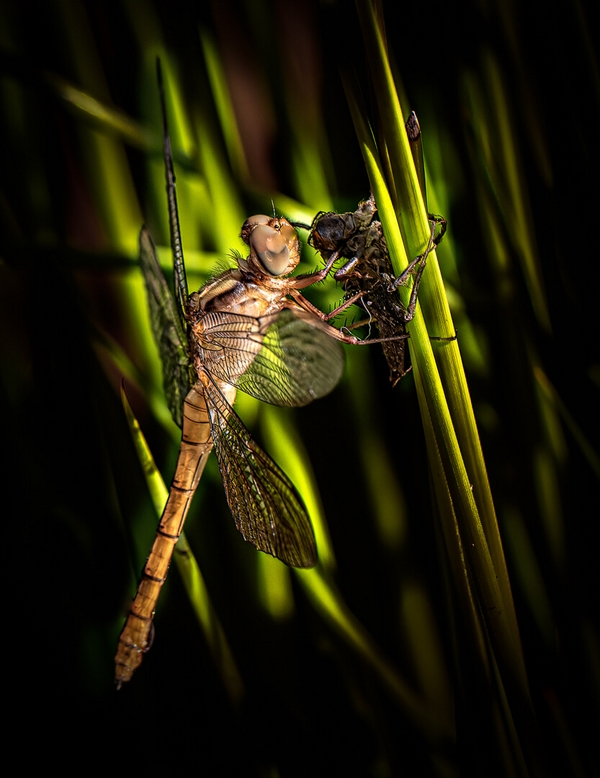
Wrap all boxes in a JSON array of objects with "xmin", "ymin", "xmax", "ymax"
[{"xmin": 115, "ymin": 385, "xmax": 214, "ymax": 687}]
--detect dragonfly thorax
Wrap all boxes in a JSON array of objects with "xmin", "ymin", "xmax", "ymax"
[{"xmin": 187, "ymin": 269, "xmax": 292, "ymax": 321}]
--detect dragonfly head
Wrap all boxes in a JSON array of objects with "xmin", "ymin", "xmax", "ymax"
[{"xmin": 241, "ymin": 214, "xmax": 300, "ymax": 277}]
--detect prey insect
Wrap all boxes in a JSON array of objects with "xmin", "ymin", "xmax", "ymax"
[{"xmin": 307, "ymin": 113, "xmax": 447, "ymax": 385}]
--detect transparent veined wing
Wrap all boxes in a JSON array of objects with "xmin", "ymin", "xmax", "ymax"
[
  {"xmin": 199, "ymin": 308, "xmax": 345, "ymax": 408},
  {"xmin": 201, "ymin": 372, "xmax": 316, "ymax": 567},
  {"xmin": 139, "ymin": 227, "xmax": 195, "ymax": 428}
]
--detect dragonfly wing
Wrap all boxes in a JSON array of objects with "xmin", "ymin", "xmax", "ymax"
[
  {"xmin": 203, "ymin": 374, "xmax": 317, "ymax": 568},
  {"xmin": 202, "ymin": 308, "xmax": 344, "ymax": 407},
  {"xmin": 139, "ymin": 227, "xmax": 193, "ymax": 428}
]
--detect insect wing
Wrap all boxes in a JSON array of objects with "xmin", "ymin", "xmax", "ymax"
[
  {"xmin": 203, "ymin": 308, "xmax": 345, "ymax": 408},
  {"xmin": 203, "ymin": 374, "xmax": 317, "ymax": 568},
  {"xmin": 139, "ymin": 227, "xmax": 193, "ymax": 428}
]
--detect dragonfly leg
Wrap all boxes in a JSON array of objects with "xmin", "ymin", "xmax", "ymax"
[
  {"xmin": 290, "ymin": 247, "xmax": 343, "ymax": 289},
  {"xmin": 284, "ymin": 296, "xmax": 409, "ymax": 346},
  {"xmin": 288, "ymin": 287, "xmax": 366, "ymax": 323},
  {"xmin": 329, "ymin": 328, "xmax": 410, "ymax": 347},
  {"xmin": 326, "ymin": 291, "xmax": 367, "ymax": 319}
]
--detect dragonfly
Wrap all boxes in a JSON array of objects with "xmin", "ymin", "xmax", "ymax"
[
  {"xmin": 115, "ymin": 66, "xmax": 404, "ymax": 687},
  {"xmin": 308, "ymin": 113, "xmax": 447, "ymax": 386}
]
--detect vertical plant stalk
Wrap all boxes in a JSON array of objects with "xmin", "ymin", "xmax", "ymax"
[{"xmin": 348, "ymin": 0, "xmax": 541, "ymax": 772}]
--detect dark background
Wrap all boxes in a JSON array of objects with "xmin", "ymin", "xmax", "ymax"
[{"xmin": 1, "ymin": 0, "xmax": 598, "ymax": 775}]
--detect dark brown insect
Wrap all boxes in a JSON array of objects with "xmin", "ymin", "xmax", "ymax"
[
  {"xmin": 308, "ymin": 113, "xmax": 446, "ymax": 386},
  {"xmin": 309, "ymin": 195, "xmax": 443, "ymax": 385}
]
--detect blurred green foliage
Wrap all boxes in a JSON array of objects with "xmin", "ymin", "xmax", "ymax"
[{"xmin": 1, "ymin": 0, "xmax": 598, "ymax": 775}]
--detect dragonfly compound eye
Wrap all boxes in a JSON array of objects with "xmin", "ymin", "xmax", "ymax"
[
  {"xmin": 241, "ymin": 215, "xmax": 300, "ymax": 276},
  {"xmin": 241, "ymin": 214, "xmax": 270, "ymax": 247},
  {"xmin": 248, "ymin": 224, "xmax": 293, "ymax": 275}
]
